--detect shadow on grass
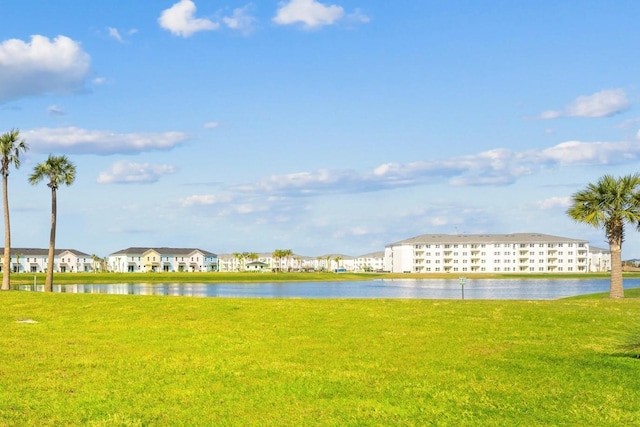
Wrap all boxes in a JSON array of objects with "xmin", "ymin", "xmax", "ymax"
[
  {"xmin": 562, "ymin": 286, "xmax": 640, "ymax": 300},
  {"xmin": 614, "ymin": 342, "xmax": 640, "ymax": 359}
]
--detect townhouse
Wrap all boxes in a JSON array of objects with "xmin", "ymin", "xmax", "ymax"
[
  {"xmin": 108, "ymin": 247, "xmax": 217, "ymax": 273},
  {"xmin": 0, "ymin": 248, "xmax": 94, "ymax": 273},
  {"xmin": 384, "ymin": 233, "xmax": 607, "ymax": 274}
]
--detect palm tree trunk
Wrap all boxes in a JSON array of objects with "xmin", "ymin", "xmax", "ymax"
[
  {"xmin": 2, "ymin": 173, "xmax": 10, "ymax": 290},
  {"xmin": 609, "ymin": 240, "xmax": 624, "ymax": 298},
  {"xmin": 45, "ymin": 188, "xmax": 57, "ymax": 292}
]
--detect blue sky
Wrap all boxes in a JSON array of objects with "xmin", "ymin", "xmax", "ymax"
[{"xmin": 2, "ymin": 0, "xmax": 640, "ymax": 258}]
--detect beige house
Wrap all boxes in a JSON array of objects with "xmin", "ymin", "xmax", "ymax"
[{"xmin": 108, "ymin": 247, "xmax": 218, "ymax": 272}]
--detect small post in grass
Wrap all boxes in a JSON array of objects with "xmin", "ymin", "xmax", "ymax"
[{"xmin": 459, "ymin": 276, "xmax": 466, "ymax": 300}]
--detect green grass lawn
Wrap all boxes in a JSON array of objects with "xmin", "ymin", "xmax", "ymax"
[{"xmin": 1, "ymin": 292, "xmax": 640, "ymax": 426}]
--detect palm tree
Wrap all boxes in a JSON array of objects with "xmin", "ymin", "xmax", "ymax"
[
  {"xmin": 1, "ymin": 129, "xmax": 28, "ymax": 290},
  {"xmin": 282, "ymin": 249, "xmax": 293, "ymax": 272},
  {"xmin": 272, "ymin": 249, "xmax": 286, "ymax": 272},
  {"xmin": 567, "ymin": 174, "xmax": 640, "ymax": 298},
  {"xmin": 14, "ymin": 252, "xmax": 23, "ymax": 273},
  {"xmin": 91, "ymin": 254, "xmax": 100, "ymax": 273},
  {"xmin": 29, "ymin": 155, "xmax": 76, "ymax": 292},
  {"xmin": 233, "ymin": 252, "xmax": 242, "ymax": 272},
  {"xmin": 246, "ymin": 252, "xmax": 259, "ymax": 266}
]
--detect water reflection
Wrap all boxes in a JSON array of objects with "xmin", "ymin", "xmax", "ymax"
[{"xmin": 15, "ymin": 278, "xmax": 640, "ymax": 299}]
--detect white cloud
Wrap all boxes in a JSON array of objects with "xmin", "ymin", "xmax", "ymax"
[
  {"xmin": 345, "ymin": 8, "xmax": 370, "ymax": 25},
  {"xmin": 539, "ymin": 89, "xmax": 630, "ymax": 119},
  {"xmin": 0, "ymin": 35, "xmax": 91, "ymax": 102},
  {"xmin": 159, "ymin": 0, "xmax": 219, "ymax": 37},
  {"xmin": 615, "ymin": 117, "xmax": 640, "ymax": 129},
  {"xmin": 97, "ymin": 161, "xmax": 177, "ymax": 184},
  {"xmin": 540, "ymin": 140, "xmax": 640, "ymax": 164},
  {"xmin": 223, "ymin": 5, "xmax": 257, "ymax": 34},
  {"xmin": 203, "ymin": 121, "xmax": 220, "ymax": 129},
  {"xmin": 108, "ymin": 27, "xmax": 123, "ymax": 42},
  {"xmin": 348, "ymin": 226, "xmax": 370, "ymax": 236},
  {"xmin": 538, "ymin": 110, "xmax": 562, "ymax": 120},
  {"xmin": 232, "ymin": 139, "xmax": 640, "ymax": 197},
  {"xmin": 25, "ymin": 127, "xmax": 190, "ymax": 155},
  {"xmin": 93, "ymin": 77, "xmax": 106, "ymax": 85},
  {"xmin": 47, "ymin": 105, "xmax": 66, "ymax": 116},
  {"xmin": 428, "ymin": 217, "xmax": 452, "ymax": 227},
  {"xmin": 273, "ymin": 0, "xmax": 345, "ymax": 29},
  {"xmin": 536, "ymin": 196, "xmax": 572, "ymax": 210},
  {"xmin": 179, "ymin": 194, "xmax": 233, "ymax": 207}
]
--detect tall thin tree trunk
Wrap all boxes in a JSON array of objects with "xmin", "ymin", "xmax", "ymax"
[
  {"xmin": 45, "ymin": 188, "xmax": 57, "ymax": 292},
  {"xmin": 2, "ymin": 173, "xmax": 10, "ymax": 290},
  {"xmin": 609, "ymin": 240, "xmax": 624, "ymax": 298}
]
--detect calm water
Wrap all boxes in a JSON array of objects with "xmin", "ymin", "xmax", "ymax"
[{"xmin": 17, "ymin": 278, "xmax": 640, "ymax": 300}]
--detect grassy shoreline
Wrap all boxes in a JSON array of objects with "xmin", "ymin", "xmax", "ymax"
[
  {"xmin": 1, "ymin": 292, "xmax": 639, "ymax": 425},
  {"xmin": 5, "ymin": 270, "xmax": 638, "ymax": 286}
]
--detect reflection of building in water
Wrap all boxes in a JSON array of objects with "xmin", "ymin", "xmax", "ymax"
[
  {"xmin": 51, "ymin": 283, "xmax": 209, "ymax": 297},
  {"xmin": 108, "ymin": 247, "xmax": 218, "ymax": 273},
  {"xmin": 384, "ymin": 232, "xmax": 611, "ymax": 274}
]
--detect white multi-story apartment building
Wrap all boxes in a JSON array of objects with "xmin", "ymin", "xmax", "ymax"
[
  {"xmin": 588, "ymin": 246, "xmax": 612, "ymax": 272},
  {"xmin": 217, "ymin": 253, "xmax": 280, "ymax": 272},
  {"xmin": 108, "ymin": 247, "xmax": 217, "ymax": 272},
  {"xmin": 384, "ymin": 233, "xmax": 603, "ymax": 274},
  {"xmin": 218, "ymin": 252, "xmax": 372, "ymax": 272},
  {"xmin": 0, "ymin": 248, "xmax": 94, "ymax": 273},
  {"xmin": 354, "ymin": 251, "xmax": 385, "ymax": 272}
]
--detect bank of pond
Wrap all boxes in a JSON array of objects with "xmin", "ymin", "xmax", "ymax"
[{"xmin": 13, "ymin": 278, "xmax": 640, "ymax": 299}]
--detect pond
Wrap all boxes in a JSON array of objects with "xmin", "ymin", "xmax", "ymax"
[{"xmin": 16, "ymin": 278, "xmax": 640, "ymax": 300}]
